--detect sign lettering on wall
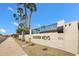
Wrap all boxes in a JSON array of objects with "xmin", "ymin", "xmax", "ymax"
[
  {"xmin": 58, "ymin": 37, "xmax": 63, "ymax": 40},
  {"xmin": 33, "ymin": 36, "xmax": 63, "ymax": 40},
  {"xmin": 33, "ymin": 36, "xmax": 50, "ymax": 40}
]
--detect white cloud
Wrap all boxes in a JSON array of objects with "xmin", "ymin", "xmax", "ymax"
[
  {"xmin": 38, "ymin": 24, "xmax": 41, "ymax": 27},
  {"xmin": 0, "ymin": 29, "xmax": 6, "ymax": 33},
  {"xmin": 8, "ymin": 7, "xmax": 14, "ymax": 13},
  {"xmin": 14, "ymin": 22, "xmax": 18, "ymax": 26}
]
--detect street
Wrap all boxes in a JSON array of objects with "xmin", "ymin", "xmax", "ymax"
[{"xmin": 0, "ymin": 37, "xmax": 8, "ymax": 44}]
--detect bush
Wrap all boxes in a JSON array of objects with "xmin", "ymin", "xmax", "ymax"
[
  {"xmin": 0, "ymin": 34, "xmax": 2, "ymax": 36},
  {"xmin": 11, "ymin": 34, "xmax": 18, "ymax": 38},
  {"xmin": 29, "ymin": 43, "xmax": 35, "ymax": 46},
  {"xmin": 42, "ymin": 48, "xmax": 48, "ymax": 51}
]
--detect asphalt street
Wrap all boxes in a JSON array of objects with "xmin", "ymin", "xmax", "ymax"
[{"xmin": 0, "ymin": 37, "xmax": 8, "ymax": 44}]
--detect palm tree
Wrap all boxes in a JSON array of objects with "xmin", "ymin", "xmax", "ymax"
[
  {"xmin": 23, "ymin": 3, "xmax": 29, "ymax": 28},
  {"xmin": 13, "ymin": 13, "xmax": 16, "ymax": 18},
  {"xmin": 17, "ymin": 8, "xmax": 23, "ymax": 16},
  {"xmin": 13, "ymin": 14, "xmax": 18, "ymax": 33},
  {"xmin": 17, "ymin": 4, "xmax": 29, "ymax": 41},
  {"xmin": 17, "ymin": 7, "xmax": 26, "ymax": 41},
  {"xmin": 17, "ymin": 8, "xmax": 23, "ymax": 27},
  {"xmin": 18, "ymin": 3, "xmax": 31, "ymax": 41},
  {"xmin": 16, "ymin": 3, "xmax": 37, "ymax": 42},
  {"xmin": 19, "ymin": 23, "xmax": 25, "ymax": 40},
  {"xmin": 13, "ymin": 13, "xmax": 19, "ymax": 23},
  {"xmin": 27, "ymin": 3, "xmax": 37, "ymax": 42},
  {"xmin": 19, "ymin": 3, "xmax": 34, "ymax": 29}
]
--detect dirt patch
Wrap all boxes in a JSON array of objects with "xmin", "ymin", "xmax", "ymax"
[{"xmin": 15, "ymin": 39, "xmax": 75, "ymax": 56}]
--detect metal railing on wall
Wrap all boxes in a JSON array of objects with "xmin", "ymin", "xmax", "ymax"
[{"xmin": 32, "ymin": 23, "xmax": 57, "ymax": 34}]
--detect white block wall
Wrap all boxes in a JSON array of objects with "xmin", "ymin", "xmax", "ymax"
[
  {"xmin": 19, "ymin": 20, "xmax": 79, "ymax": 54},
  {"xmin": 64, "ymin": 21, "xmax": 79, "ymax": 54},
  {"xmin": 19, "ymin": 35, "xmax": 22, "ymax": 39},
  {"xmin": 28, "ymin": 33, "xmax": 64, "ymax": 50}
]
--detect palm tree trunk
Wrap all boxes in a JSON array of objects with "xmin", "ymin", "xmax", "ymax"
[
  {"xmin": 18, "ymin": 12, "xmax": 21, "ymax": 28},
  {"xmin": 24, "ymin": 6, "xmax": 27, "ymax": 29},
  {"xmin": 29, "ymin": 11, "xmax": 32, "ymax": 43},
  {"xmin": 19, "ymin": 14, "xmax": 24, "ymax": 40},
  {"xmin": 22, "ymin": 31, "xmax": 25, "ymax": 41}
]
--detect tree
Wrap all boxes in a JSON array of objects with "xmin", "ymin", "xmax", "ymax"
[
  {"xmin": 13, "ymin": 13, "xmax": 19, "ymax": 34},
  {"xmin": 0, "ymin": 34, "xmax": 2, "ymax": 36},
  {"xmin": 23, "ymin": 3, "xmax": 28, "ymax": 28},
  {"xmin": 17, "ymin": 3, "xmax": 29, "ymax": 41},
  {"xmin": 20, "ymin": 3, "xmax": 37, "ymax": 42},
  {"xmin": 13, "ymin": 13, "xmax": 16, "ymax": 18},
  {"xmin": 17, "ymin": 7, "xmax": 26, "ymax": 41},
  {"xmin": 27, "ymin": 3, "xmax": 37, "ymax": 42},
  {"xmin": 28, "ymin": 3, "xmax": 37, "ymax": 33},
  {"xmin": 14, "ymin": 3, "xmax": 37, "ymax": 42},
  {"xmin": 17, "ymin": 8, "xmax": 23, "ymax": 26},
  {"xmin": 11, "ymin": 34, "xmax": 18, "ymax": 38},
  {"xmin": 18, "ymin": 3, "xmax": 29, "ymax": 28}
]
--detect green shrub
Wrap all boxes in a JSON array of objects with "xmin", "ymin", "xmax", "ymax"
[{"xmin": 11, "ymin": 34, "xmax": 18, "ymax": 38}]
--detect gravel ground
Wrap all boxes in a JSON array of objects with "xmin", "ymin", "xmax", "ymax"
[{"xmin": 15, "ymin": 39, "xmax": 75, "ymax": 56}]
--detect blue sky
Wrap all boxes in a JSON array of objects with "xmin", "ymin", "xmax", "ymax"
[{"xmin": 0, "ymin": 3, "xmax": 79, "ymax": 35}]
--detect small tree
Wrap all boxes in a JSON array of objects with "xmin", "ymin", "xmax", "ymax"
[{"xmin": 0, "ymin": 34, "xmax": 2, "ymax": 36}]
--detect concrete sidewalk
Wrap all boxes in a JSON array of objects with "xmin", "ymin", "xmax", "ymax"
[{"xmin": 0, "ymin": 37, "xmax": 27, "ymax": 56}]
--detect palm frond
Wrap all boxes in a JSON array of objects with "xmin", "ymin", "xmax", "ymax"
[
  {"xmin": 17, "ymin": 8, "xmax": 23, "ymax": 15},
  {"xmin": 13, "ymin": 13, "xmax": 16, "ymax": 18}
]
